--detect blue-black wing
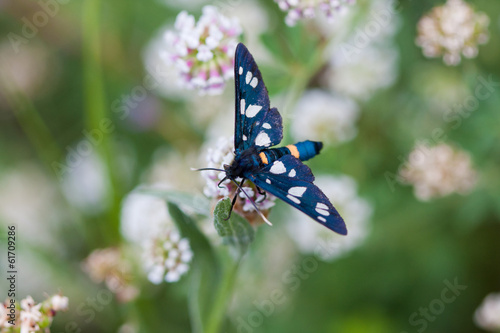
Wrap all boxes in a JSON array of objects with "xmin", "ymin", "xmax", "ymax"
[
  {"xmin": 247, "ymin": 155, "xmax": 347, "ymax": 235},
  {"xmin": 234, "ymin": 43, "xmax": 283, "ymax": 153}
]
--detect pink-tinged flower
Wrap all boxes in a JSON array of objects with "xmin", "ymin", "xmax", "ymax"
[
  {"xmin": 161, "ymin": 6, "xmax": 242, "ymax": 95},
  {"xmin": 416, "ymin": 0, "xmax": 489, "ymax": 66},
  {"xmin": 201, "ymin": 136, "xmax": 276, "ymax": 226},
  {"xmin": 143, "ymin": 228, "xmax": 193, "ymax": 284},
  {"xmin": 275, "ymin": 0, "xmax": 355, "ymax": 26},
  {"xmin": 399, "ymin": 143, "xmax": 477, "ymax": 201},
  {"xmin": 2, "ymin": 294, "xmax": 69, "ymax": 332},
  {"xmin": 0, "ymin": 301, "xmax": 14, "ymax": 328},
  {"xmin": 82, "ymin": 248, "xmax": 139, "ymax": 303},
  {"xmin": 20, "ymin": 296, "xmax": 42, "ymax": 333}
]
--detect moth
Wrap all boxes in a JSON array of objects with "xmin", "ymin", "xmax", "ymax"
[{"xmin": 199, "ymin": 43, "xmax": 347, "ymax": 235}]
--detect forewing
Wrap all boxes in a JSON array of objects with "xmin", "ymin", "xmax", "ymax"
[
  {"xmin": 234, "ymin": 43, "xmax": 283, "ymax": 152},
  {"xmin": 248, "ymin": 155, "xmax": 347, "ymax": 235}
]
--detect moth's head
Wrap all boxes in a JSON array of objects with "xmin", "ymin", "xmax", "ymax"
[{"xmin": 224, "ymin": 163, "xmax": 239, "ymax": 180}]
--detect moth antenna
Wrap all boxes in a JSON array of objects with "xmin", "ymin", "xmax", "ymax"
[
  {"xmin": 191, "ymin": 167, "xmax": 225, "ymax": 172},
  {"xmin": 231, "ymin": 179, "xmax": 272, "ymax": 226}
]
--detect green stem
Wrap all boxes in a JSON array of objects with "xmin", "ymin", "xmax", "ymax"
[
  {"xmin": 282, "ymin": 39, "xmax": 330, "ymax": 143},
  {"xmin": 82, "ymin": 0, "xmax": 121, "ymax": 243},
  {"xmin": 0, "ymin": 74, "xmax": 62, "ymax": 173},
  {"xmin": 0, "ymin": 71, "xmax": 95, "ymax": 250},
  {"xmin": 204, "ymin": 259, "xmax": 241, "ymax": 333}
]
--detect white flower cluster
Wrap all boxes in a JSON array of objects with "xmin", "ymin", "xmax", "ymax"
[
  {"xmin": 399, "ymin": 143, "xmax": 477, "ymax": 201},
  {"xmin": 162, "ymin": 6, "xmax": 242, "ymax": 95},
  {"xmin": 287, "ymin": 175, "xmax": 372, "ymax": 261},
  {"xmin": 0, "ymin": 294, "xmax": 68, "ymax": 332},
  {"xmin": 143, "ymin": 229, "xmax": 193, "ymax": 284},
  {"xmin": 82, "ymin": 248, "xmax": 139, "ymax": 302},
  {"xmin": 324, "ymin": 0, "xmax": 400, "ymax": 101},
  {"xmin": 201, "ymin": 137, "xmax": 276, "ymax": 224},
  {"xmin": 291, "ymin": 89, "xmax": 359, "ymax": 145},
  {"xmin": 275, "ymin": 0, "xmax": 355, "ymax": 26},
  {"xmin": 326, "ymin": 44, "xmax": 398, "ymax": 101},
  {"xmin": 475, "ymin": 293, "xmax": 500, "ymax": 332},
  {"xmin": 202, "ymin": 136, "xmax": 236, "ymax": 199},
  {"xmin": 416, "ymin": 0, "xmax": 489, "ymax": 66},
  {"xmin": 120, "ymin": 192, "xmax": 194, "ymax": 284}
]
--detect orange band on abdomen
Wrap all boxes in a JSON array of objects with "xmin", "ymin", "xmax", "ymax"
[
  {"xmin": 259, "ymin": 152, "xmax": 269, "ymax": 164},
  {"xmin": 286, "ymin": 144, "xmax": 300, "ymax": 158}
]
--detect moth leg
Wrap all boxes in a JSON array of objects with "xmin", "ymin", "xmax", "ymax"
[
  {"xmin": 218, "ymin": 176, "xmax": 228, "ymax": 188},
  {"xmin": 255, "ymin": 186, "xmax": 267, "ymax": 203},
  {"xmin": 224, "ymin": 179, "xmax": 245, "ymax": 221}
]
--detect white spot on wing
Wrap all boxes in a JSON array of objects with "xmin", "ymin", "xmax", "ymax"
[
  {"xmin": 245, "ymin": 71, "xmax": 252, "ymax": 84},
  {"xmin": 287, "ymin": 194, "xmax": 301, "ymax": 204},
  {"xmin": 245, "ymin": 105, "xmax": 262, "ymax": 118},
  {"xmin": 318, "ymin": 216, "xmax": 327, "ymax": 223},
  {"xmin": 266, "ymin": 179, "xmax": 271, "ymax": 184},
  {"xmin": 239, "ymin": 66, "xmax": 243, "ymax": 75},
  {"xmin": 315, "ymin": 202, "xmax": 330, "ymax": 216},
  {"xmin": 316, "ymin": 208, "xmax": 330, "ymax": 216},
  {"xmin": 288, "ymin": 169, "xmax": 296, "ymax": 177},
  {"xmin": 250, "ymin": 77, "xmax": 258, "ymax": 88},
  {"xmin": 262, "ymin": 123, "xmax": 271, "ymax": 129},
  {"xmin": 288, "ymin": 186, "xmax": 307, "ymax": 197},
  {"xmin": 240, "ymin": 99, "xmax": 245, "ymax": 115},
  {"xmin": 255, "ymin": 132, "xmax": 271, "ymax": 147},
  {"xmin": 316, "ymin": 203, "xmax": 328, "ymax": 210},
  {"xmin": 270, "ymin": 161, "xmax": 286, "ymax": 174},
  {"xmin": 243, "ymin": 135, "xmax": 247, "ymax": 141}
]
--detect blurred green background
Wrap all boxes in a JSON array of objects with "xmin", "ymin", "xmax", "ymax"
[{"xmin": 1, "ymin": 0, "xmax": 499, "ymax": 332}]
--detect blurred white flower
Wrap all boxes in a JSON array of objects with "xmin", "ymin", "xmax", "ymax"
[
  {"xmin": 475, "ymin": 293, "xmax": 500, "ymax": 332},
  {"xmin": 287, "ymin": 175, "xmax": 372, "ymax": 261},
  {"xmin": 313, "ymin": 0, "xmax": 399, "ymax": 49},
  {"xmin": 118, "ymin": 322, "xmax": 138, "ymax": 333},
  {"xmin": 159, "ymin": 6, "xmax": 242, "ymax": 95},
  {"xmin": 221, "ymin": 0, "xmax": 272, "ymax": 63},
  {"xmin": 291, "ymin": 89, "xmax": 359, "ymax": 145},
  {"xmin": 61, "ymin": 147, "xmax": 111, "ymax": 214},
  {"xmin": 0, "ymin": 163, "xmax": 65, "ymax": 248},
  {"xmin": 201, "ymin": 97, "xmax": 235, "ymax": 140},
  {"xmin": 275, "ymin": 0, "xmax": 355, "ymax": 26},
  {"xmin": 399, "ymin": 143, "xmax": 477, "ymax": 201},
  {"xmin": 416, "ymin": 0, "xmax": 489, "ymax": 66},
  {"xmin": 143, "ymin": 32, "xmax": 192, "ymax": 100},
  {"xmin": 160, "ymin": 0, "xmax": 209, "ymax": 10},
  {"xmin": 326, "ymin": 44, "xmax": 398, "ymax": 101},
  {"xmin": 49, "ymin": 295, "xmax": 69, "ymax": 312},
  {"xmin": 202, "ymin": 136, "xmax": 235, "ymax": 199},
  {"xmin": 82, "ymin": 248, "xmax": 139, "ymax": 303},
  {"xmin": 144, "ymin": 147, "xmax": 203, "ymax": 193},
  {"xmin": 120, "ymin": 192, "xmax": 171, "ymax": 245},
  {"xmin": 201, "ymin": 136, "xmax": 276, "ymax": 225},
  {"xmin": 143, "ymin": 228, "xmax": 193, "ymax": 284}
]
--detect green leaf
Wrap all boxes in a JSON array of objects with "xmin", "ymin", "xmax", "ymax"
[
  {"xmin": 166, "ymin": 201, "xmax": 220, "ymax": 333},
  {"xmin": 213, "ymin": 198, "xmax": 255, "ymax": 256},
  {"xmin": 139, "ymin": 187, "xmax": 210, "ymax": 215}
]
